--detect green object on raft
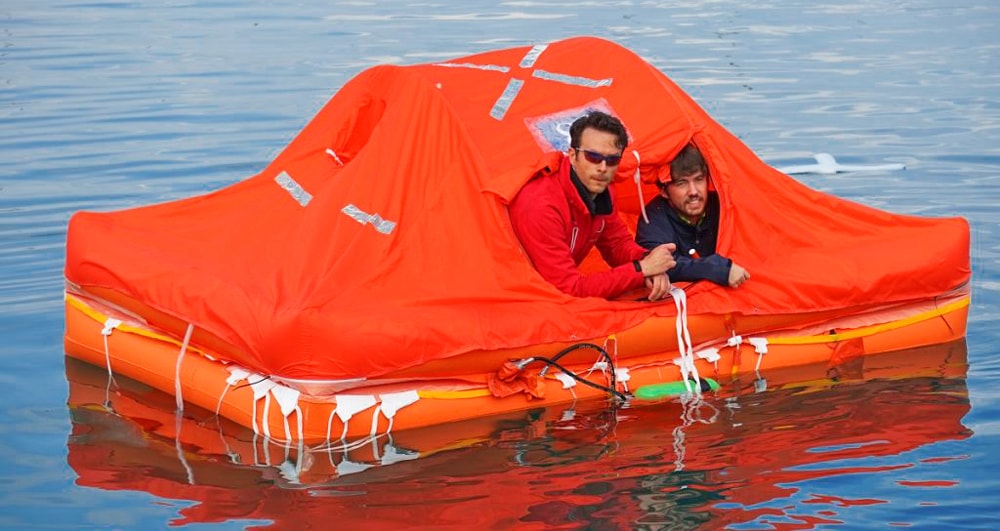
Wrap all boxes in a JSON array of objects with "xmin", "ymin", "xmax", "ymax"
[{"xmin": 633, "ymin": 377, "xmax": 720, "ymax": 400}]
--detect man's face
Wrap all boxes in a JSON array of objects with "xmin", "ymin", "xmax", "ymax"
[
  {"xmin": 663, "ymin": 168, "xmax": 709, "ymax": 219},
  {"xmin": 570, "ymin": 127, "xmax": 623, "ymax": 198}
]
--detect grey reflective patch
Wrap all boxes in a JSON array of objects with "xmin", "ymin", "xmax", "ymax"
[
  {"xmin": 433, "ymin": 62, "xmax": 509, "ymax": 73},
  {"xmin": 532, "ymin": 69, "xmax": 613, "ymax": 88},
  {"xmin": 342, "ymin": 204, "xmax": 396, "ymax": 235},
  {"xmin": 519, "ymin": 44, "xmax": 548, "ymax": 68},
  {"xmin": 274, "ymin": 171, "xmax": 312, "ymax": 207},
  {"xmin": 490, "ymin": 78, "xmax": 524, "ymax": 120}
]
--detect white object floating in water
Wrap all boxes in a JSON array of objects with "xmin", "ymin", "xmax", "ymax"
[{"xmin": 775, "ymin": 153, "xmax": 906, "ymax": 175}]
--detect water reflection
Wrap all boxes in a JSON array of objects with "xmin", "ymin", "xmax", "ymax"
[{"xmin": 65, "ymin": 340, "xmax": 970, "ymax": 529}]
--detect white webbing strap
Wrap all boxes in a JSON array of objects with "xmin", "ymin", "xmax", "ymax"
[
  {"xmin": 377, "ymin": 391, "xmax": 420, "ymax": 435},
  {"xmin": 262, "ymin": 394, "xmax": 274, "ymax": 441},
  {"xmin": 269, "ymin": 384, "xmax": 303, "ymax": 445},
  {"xmin": 248, "ymin": 374, "xmax": 275, "ymax": 438},
  {"xmin": 329, "ymin": 394, "xmax": 377, "ymax": 443},
  {"xmin": 633, "ymin": 150, "xmax": 650, "ymax": 224},
  {"xmin": 216, "ymin": 366, "xmax": 251, "ymax": 416},
  {"xmin": 670, "ymin": 286, "xmax": 701, "ymax": 395},
  {"xmin": 369, "ymin": 404, "xmax": 383, "ymax": 440},
  {"xmin": 174, "ymin": 323, "xmax": 195, "ymax": 412}
]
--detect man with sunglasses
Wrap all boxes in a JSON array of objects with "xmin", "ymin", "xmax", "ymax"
[
  {"xmin": 636, "ymin": 144, "xmax": 750, "ymax": 288},
  {"xmin": 509, "ymin": 111, "xmax": 677, "ymax": 300}
]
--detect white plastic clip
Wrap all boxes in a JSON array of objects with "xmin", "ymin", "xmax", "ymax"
[
  {"xmin": 554, "ymin": 372, "xmax": 577, "ymax": 389},
  {"xmin": 101, "ymin": 318, "xmax": 122, "ymax": 336},
  {"xmin": 615, "ymin": 367, "xmax": 631, "ymax": 392},
  {"xmin": 696, "ymin": 347, "xmax": 721, "ymax": 364},
  {"xmin": 100, "ymin": 318, "xmax": 122, "ymax": 383},
  {"xmin": 749, "ymin": 337, "xmax": 769, "ymax": 372}
]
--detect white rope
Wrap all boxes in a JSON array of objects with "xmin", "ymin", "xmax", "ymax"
[
  {"xmin": 749, "ymin": 337, "xmax": 769, "ymax": 372},
  {"xmin": 325, "ymin": 148, "xmax": 345, "ymax": 165},
  {"xmin": 100, "ymin": 318, "xmax": 122, "ymax": 406},
  {"xmin": 100, "ymin": 318, "xmax": 121, "ymax": 381},
  {"xmin": 174, "ymin": 323, "xmax": 195, "ymax": 412},
  {"xmin": 214, "ymin": 367, "xmax": 250, "ymax": 417},
  {"xmin": 633, "ymin": 150, "xmax": 649, "ymax": 224}
]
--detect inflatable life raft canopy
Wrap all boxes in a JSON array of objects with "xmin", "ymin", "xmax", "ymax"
[{"xmin": 64, "ymin": 36, "xmax": 971, "ymax": 383}]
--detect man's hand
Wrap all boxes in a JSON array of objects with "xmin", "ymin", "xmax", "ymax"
[
  {"xmin": 639, "ymin": 243, "xmax": 676, "ymax": 276},
  {"xmin": 728, "ymin": 263, "xmax": 750, "ymax": 288},
  {"xmin": 644, "ymin": 274, "xmax": 671, "ymax": 301}
]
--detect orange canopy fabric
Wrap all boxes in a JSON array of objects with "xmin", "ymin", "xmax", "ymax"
[{"xmin": 64, "ymin": 37, "xmax": 970, "ymax": 382}]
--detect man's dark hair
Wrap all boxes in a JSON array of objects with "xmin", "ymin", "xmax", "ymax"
[
  {"xmin": 569, "ymin": 111, "xmax": 629, "ymax": 151},
  {"xmin": 670, "ymin": 143, "xmax": 707, "ymax": 178}
]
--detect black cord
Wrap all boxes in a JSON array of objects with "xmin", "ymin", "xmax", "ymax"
[
  {"xmin": 524, "ymin": 342, "xmax": 630, "ymax": 402},
  {"xmin": 232, "ymin": 375, "xmax": 272, "ymax": 390}
]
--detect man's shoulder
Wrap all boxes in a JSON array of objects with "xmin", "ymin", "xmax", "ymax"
[{"xmin": 510, "ymin": 170, "xmax": 564, "ymax": 211}]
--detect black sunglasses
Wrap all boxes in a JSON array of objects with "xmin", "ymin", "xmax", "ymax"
[{"xmin": 576, "ymin": 148, "xmax": 623, "ymax": 167}]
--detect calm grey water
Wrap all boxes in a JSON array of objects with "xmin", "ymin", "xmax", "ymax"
[{"xmin": 3, "ymin": 1, "xmax": 999, "ymax": 529}]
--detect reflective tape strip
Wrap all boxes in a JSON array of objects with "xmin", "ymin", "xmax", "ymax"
[
  {"xmin": 417, "ymin": 388, "xmax": 492, "ymax": 400},
  {"xmin": 433, "ymin": 62, "xmax": 509, "ymax": 73},
  {"xmin": 532, "ymin": 69, "xmax": 613, "ymax": 88},
  {"xmin": 519, "ymin": 44, "xmax": 548, "ymax": 68},
  {"xmin": 490, "ymin": 78, "xmax": 524, "ymax": 120},
  {"xmin": 275, "ymin": 171, "xmax": 312, "ymax": 207},
  {"xmin": 342, "ymin": 204, "xmax": 397, "ymax": 234}
]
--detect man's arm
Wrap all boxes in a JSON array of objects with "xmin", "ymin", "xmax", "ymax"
[
  {"xmin": 509, "ymin": 198, "xmax": 645, "ymax": 299},
  {"xmin": 670, "ymin": 254, "xmax": 732, "ymax": 286},
  {"xmin": 636, "ymin": 208, "xmax": 731, "ymax": 286}
]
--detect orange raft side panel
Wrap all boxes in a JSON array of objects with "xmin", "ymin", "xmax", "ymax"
[{"xmin": 64, "ymin": 295, "xmax": 969, "ymax": 444}]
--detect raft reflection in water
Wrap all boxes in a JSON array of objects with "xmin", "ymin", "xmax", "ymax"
[{"xmin": 65, "ymin": 340, "xmax": 971, "ymax": 529}]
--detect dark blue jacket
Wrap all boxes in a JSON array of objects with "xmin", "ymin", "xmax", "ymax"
[{"xmin": 635, "ymin": 193, "xmax": 731, "ymax": 286}]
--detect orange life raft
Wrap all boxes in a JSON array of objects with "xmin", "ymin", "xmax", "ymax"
[{"xmin": 63, "ymin": 36, "xmax": 971, "ymax": 444}]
